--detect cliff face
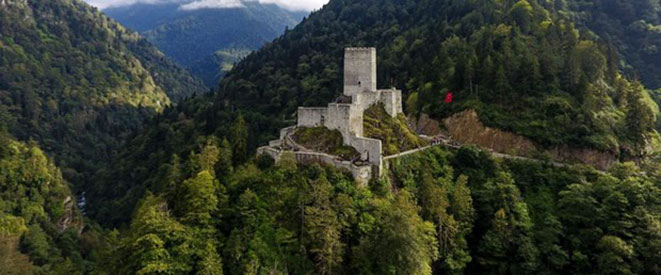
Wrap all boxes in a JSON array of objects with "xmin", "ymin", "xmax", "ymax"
[
  {"xmin": 440, "ymin": 109, "xmax": 617, "ymax": 170},
  {"xmin": 442, "ymin": 110, "xmax": 537, "ymax": 156}
]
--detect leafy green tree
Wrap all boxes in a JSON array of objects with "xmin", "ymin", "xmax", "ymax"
[
  {"xmin": 302, "ymin": 175, "xmax": 344, "ymax": 275},
  {"xmin": 626, "ymin": 81, "xmax": 656, "ymax": 143},
  {"xmin": 116, "ymin": 194, "xmax": 192, "ymax": 274},
  {"xmin": 215, "ymin": 139, "xmax": 233, "ymax": 178},
  {"xmin": 478, "ymin": 172, "xmax": 539, "ymax": 274},
  {"xmin": 177, "ymin": 171, "xmax": 219, "ymax": 227},
  {"xmin": 353, "ymin": 191, "xmax": 439, "ymax": 275},
  {"xmin": 231, "ymin": 114, "xmax": 249, "ymax": 164},
  {"xmin": 197, "ymin": 141, "xmax": 221, "ymax": 177},
  {"xmin": 596, "ymin": 235, "xmax": 635, "ymax": 275},
  {"xmin": 510, "ymin": 0, "xmax": 534, "ymax": 32},
  {"xmin": 443, "ymin": 175, "xmax": 475, "ymax": 273},
  {"xmin": 197, "ymin": 242, "xmax": 223, "ymax": 275}
]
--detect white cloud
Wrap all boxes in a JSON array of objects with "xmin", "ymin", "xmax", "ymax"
[
  {"xmin": 179, "ymin": 0, "xmax": 244, "ymax": 10},
  {"xmin": 258, "ymin": 0, "xmax": 326, "ymax": 11},
  {"xmin": 83, "ymin": 0, "xmax": 173, "ymax": 9},
  {"xmin": 83, "ymin": 0, "xmax": 328, "ymax": 11}
]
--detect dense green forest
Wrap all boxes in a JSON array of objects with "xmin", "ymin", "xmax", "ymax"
[
  {"xmin": 567, "ymin": 0, "xmax": 661, "ymax": 89},
  {"xmin": 0, "ymin": 128, "xmax": 85, "ymax": 273},
  {"xmin": 104, "ymin": 1, "xmax": 306, "ymax": 86},
  {"xmin": 0, "ymin": 0, "xmax": 660, "ymax": 274},
  {"xmin": 64, "ymin": 135, "xmax": 661, "ymax": 274},
  {"xmin": 188, "ymin": 49, "xmax": 252, "ymax": 88},
  {"xmin": 0, "ymin": 0, "xmax": 206, "ymax": 188},
  {"xmin": 89, "ymin": 0, "xmax": 661, "ymax": 226},
  {"xmin": 219, "ymin": 0, "xmax": 660, "ymax": 156}
]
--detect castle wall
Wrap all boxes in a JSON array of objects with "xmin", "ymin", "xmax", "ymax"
[
  {"xmin": 350, "ymin": 136, "xmax": 382, "ymax": 166},
  {"xmin": 378, "ymin": 89, "xmax": 403, "ymax": 117},
  {"xmin": 326, "ymin": 103, "xmax": 363, "ymax": 143},
  {"xmin": 352, "ymin": 92, "xmax": 380, "ymax": 112},
  {"xmin": 257, "ymin": 146, "xmax": 372, "ymax": 185},
  {"xmin": 344, "ymin": 48, "xmax": 377, "ymax": 96},
  {"xmin": 279, "ymin": 126, "xmax": 297, "ymax": 140},
  {"xmin": 266, "ymin": 47, "xmax": 402, "ymax": 184},
  {"xmin": 297, "ymin": 107, "xmax": 327, "ymax": 128}
]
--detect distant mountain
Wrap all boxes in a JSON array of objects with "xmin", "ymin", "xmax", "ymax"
[
  {"xmin": 104, "ymin": 1, "xmax": 307, "ymax": 86},
  {"xmin": 0, "ymin": 0, "xmax": 206, "ymax": 187}
]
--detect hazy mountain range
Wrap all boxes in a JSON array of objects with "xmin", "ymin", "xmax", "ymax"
[{"xmin": 103, "ymin": 0, "xmax": 308, "ymax": 86}]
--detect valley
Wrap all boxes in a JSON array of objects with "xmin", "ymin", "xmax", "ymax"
[
  {"xmin": 103, "ymin": 0, "xmax": 307, "ymax": 86},
  {"xmin": 0, "ymin": 0, "xmax": 660, "ymax": 274}
]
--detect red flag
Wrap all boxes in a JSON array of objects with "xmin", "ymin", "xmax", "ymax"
[{"xmin": 444, "ymin": 92, "xmax": 453, "ymax": 103}]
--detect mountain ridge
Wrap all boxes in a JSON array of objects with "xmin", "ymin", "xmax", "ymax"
[
  {"xmin": 0, "ymin": 0, "xmax": 206, "ymax": 187},
  {"xmin": 104, "ymin": 1, "xmax": 307, "ymax": 86}
]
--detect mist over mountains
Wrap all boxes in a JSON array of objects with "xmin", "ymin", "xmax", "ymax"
[
  {"xmin": 86, "ymin": 0, "xmax": 327, "ymax": 11},
  {"xmin": 100, "ymin": 0, "xmax": 309, "ymax": 86}
]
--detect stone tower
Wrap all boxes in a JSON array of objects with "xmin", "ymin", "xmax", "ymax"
[{"xmin": 343, "ymin": 47, "xmax": 377, "ymax": 96}]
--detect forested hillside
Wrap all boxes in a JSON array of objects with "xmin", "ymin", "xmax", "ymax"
[
  {"xmin": 104, "ymin": 1, "xmax": 306, "ymax": 86},
  {"xmin": 219, "ymin": 0, "xmax": 660, "ymax": 157},
  {"xmin": 3, "ymin": 0, "xmax": 658, "ymax": 274},
  {"xmin": 566, "ymin": 0, "xmax": 661, "ymax": 89},
  {"xmin": 0, "ymin": 0, "xmax": 206, "ymax": 187},
  {"xmin": 92, "ymin": 136, "xmax": 661, "ymax": 274},
  {"xmin": 88, "ymin": 0, "xmax": 661, "ymax": 225},
  {"xmin": 0, "ymin": 129, "xmax": 86, "ymax": 273}
]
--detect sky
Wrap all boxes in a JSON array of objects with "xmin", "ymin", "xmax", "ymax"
[{"xmin": 83, "ymin": 0, "xmax": 329, "ymax": 11}]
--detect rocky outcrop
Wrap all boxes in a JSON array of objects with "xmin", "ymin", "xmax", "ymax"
[
  {"xmin": 441, "ymin": 109, "xmax": 617, "ymax": 170},
  {"xmin": 547, "ymin": 146, "xmax": 616, "ymax": 171},
  {"xmin": 56, "ymin": 196, "xmax": 84, "ymax": 234},
  {"xmin": 408, "ymin": 113, "xmax": 442, "ymax": 137},
  {"xmin": 443, "ymin": 110, "xmax": 536, "ymax": 156}
]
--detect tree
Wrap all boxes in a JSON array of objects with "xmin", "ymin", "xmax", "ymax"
[
  {"xmin": 494, "ymin": 65, "xmax": 511, "ymax": 103},
  {"xmin": 596, "ymin": 235, "xmax": 634, "ymax": 275},
  {"xmin": 302, "ymin": 175, "xmax": 344, "ymax": 275},
  {"xmin": 197, "ymin": 242, "xmax": 223, "ymax": 275},
  {"xmin": 215, "ymin": 138, "xmax": 233, "ymax": 178},
  {"xmin": 478, "ymin": 172, "xmax": 539, "ymax": 274},
  {"xmin": 117, "ymin": 194, "xmax": 192, "ymax": 274},
  {"xmin": 197, "ymin": 140, "xmax": 220, "ymax": 177},
  {"xmin": 177, "ymin": 171, "xmax": 219, "ymax": 227},
  {"xmin": 626, "ymin": 81, "xmax": 656, "ymax": 143},
  {"xmin": 231, "ymin": 114, "xmax": 248, "ymax": 164},
  {"xmin": 510, "ymin": 0, "xmax": 534, "ymax": 32},
  {"xmin": 353, "ymin": 191, "xmax": 439, "ymax": 275},
  {"xmin": 443, "ymin": 175, "xmax": 475, "ymax": 273}
]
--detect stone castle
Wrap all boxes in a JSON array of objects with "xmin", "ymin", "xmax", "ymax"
[{"xmin": 258, "ymin": 47, "xmax": 403, "ymax": 183}]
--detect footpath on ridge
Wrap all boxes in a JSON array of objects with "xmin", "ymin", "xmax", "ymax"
[{"xmin": 383, "ymin": 135, "xmax": 606, "ymax": 173}]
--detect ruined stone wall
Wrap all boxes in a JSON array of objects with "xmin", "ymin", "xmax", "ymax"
[
  {"xmin": 352, "ymin": 92, "xmax": 380, "ymax": 112},
  {"xmin": 257, "ymin": 146, "xmax": 372, "ymax": 185},
  {"xmin": 344, "ymin": 48, "xmax": 377, "ymax": 96},
  {"xmin": 350, "ymin": 136, "xmax": 383, "ymax": 166},
  {"xmin": 351, "ymin": 89, "xmax": 403, "ymax": 117},
  {"xmin": 377, "ymin": 89, "xmax": 403, "ymax": 117},
  {"xmin": 326, "ymin": 103, "xmax": 363, "ymax": 143},
  {"xmin": 279, "ymin": 126, "xmax": 297, "ymax": 140},
  {"xmin": 297, "ymin": 107, "xmax": 327, "ymax": 128}
]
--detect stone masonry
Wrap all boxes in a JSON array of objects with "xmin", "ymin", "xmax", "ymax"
[{"xmin": 258, "ymin": 47, "xmax": 403, "ymax": 183}]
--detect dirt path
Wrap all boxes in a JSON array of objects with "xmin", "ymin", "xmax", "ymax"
[{"xmin": 383, "ymin": 140, "xmax": 606, "ymax": 173}]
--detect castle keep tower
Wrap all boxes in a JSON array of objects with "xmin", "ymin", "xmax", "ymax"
[
  {"xmin": 343, "ymin": 47, "xmax": 377, "ymax": 96},
  {"xmin": 258, "ymin": 47, "xmax": 404, "ymax": 184}
]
